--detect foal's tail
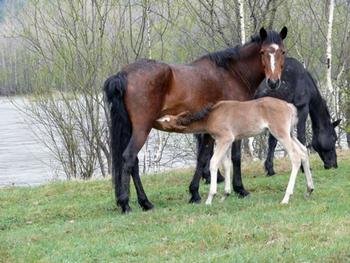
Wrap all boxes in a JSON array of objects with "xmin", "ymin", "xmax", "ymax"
[
  {"xmin": 177, "ymin": 104, "xmax": 213, "ymax": 126},
  {"xmin": 103, "ymin": 72, "xmax": 132, "ymax": 188}
]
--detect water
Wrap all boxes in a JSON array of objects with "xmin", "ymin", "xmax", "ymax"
[
  {"xmin": 0, "ymin": 98, "xmax": 63, "ymax": 187},
  {"xmin": 0, "ymin": 97, "xmax": 196, "ymax": 187},
  {"xmin": 1, "ymin": 96, "xmax": 346, "ymax": 187}
]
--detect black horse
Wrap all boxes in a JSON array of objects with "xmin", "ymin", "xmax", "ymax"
[{"xmin": 254, "ymin": 57, "xmax": 341, "ymax": 175}]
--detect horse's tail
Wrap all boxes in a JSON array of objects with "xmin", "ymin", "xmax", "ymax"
[
  {"xmin": 103, "ymin": 71, "xmax": 132, "ymax": 188},
  {"xmin": 177, "ymin": 104, "xmax": 214, "ymax": 126}
]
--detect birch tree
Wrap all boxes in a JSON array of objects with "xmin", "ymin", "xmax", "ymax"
[{"xmin": 326, "ymin": 0, "xmax": 335, "ymax": 111}]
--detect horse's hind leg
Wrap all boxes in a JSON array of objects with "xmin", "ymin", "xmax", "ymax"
[
  {"xmin": 120, "ymin": 129, "xmax": 152, "ymax": 212},
  {"xmin": 131, "ymin": 157, "xmax": 154, "ymax": 210}
]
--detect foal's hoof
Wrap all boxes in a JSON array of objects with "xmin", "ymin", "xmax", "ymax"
[
  {"xmin": 140, "ymin": 200, "xmax": 154, "ymax": 211},
  {"xmin": 304, "ymin": 188, "xmax": 314, "ymax": 199},
  {"xmin": 189, "ymin": 194, "xmax": 201, "ymax": 204}
]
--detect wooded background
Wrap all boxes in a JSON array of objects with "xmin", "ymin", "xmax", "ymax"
[{"xmin": 0, "ymin": 0, "xmax": 349, "ymax": 179}]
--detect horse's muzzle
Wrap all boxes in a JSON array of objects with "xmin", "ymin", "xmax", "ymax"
[
  {"xmin": 267, "ymin": 79, "xmax": 280, "ymax": 89},
  {"xmin": 324, "ymin": 163, "xmax": 338, "ymax": 169}
]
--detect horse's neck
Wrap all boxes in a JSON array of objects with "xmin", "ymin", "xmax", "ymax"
[
  {"xmin": 309, "ymin": 96, "xmax": 331, "ymax": 131},
  {"xmin": 231, "ymin": 44, "xmax": 265, "ymax": 94}
]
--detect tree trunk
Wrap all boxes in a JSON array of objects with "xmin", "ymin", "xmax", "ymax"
[
  {"xmin": 326, "ymin": 0, "xmax": 335, "ymax": 110},
  {"xmin": 238, "ymin": 0, "xmax": 245, "ymax": 44}
]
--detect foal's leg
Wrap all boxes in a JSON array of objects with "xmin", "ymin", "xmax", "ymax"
[
  {"xmin": 278, "ymin": 137, "xmax": 301, "ymax": 204},
  {"xmin": 292, "ymin": 137, "xmax": 314, "ymax": 195},
  {"xmin": 195, "ymin": 134, "xmax": 224, "ymax": 185},
  {"xmin": 231, "ymin": 140, "xmax": 250, "ymax": 197},
  {"xmin": 265, "ymin": 134, "xmax": 278, "ymax": 176},
  {"xmin": 206, "ymin": 138, "xmax": 233, "ymax": 205},
  {"xmin": 221, "ymin": 146, "xmax": 232, "ymax": 202}
]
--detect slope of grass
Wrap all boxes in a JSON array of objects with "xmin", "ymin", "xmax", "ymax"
[{"xmin": 0, "ymin": 151, "xmax": 349, "ymax": 262}]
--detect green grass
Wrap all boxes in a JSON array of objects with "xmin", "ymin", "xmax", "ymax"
[{"xmin": 1, "ymin": 152, "xmax": 350, "ymax": 262}]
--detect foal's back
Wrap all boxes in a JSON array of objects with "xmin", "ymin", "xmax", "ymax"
[{"xmin": 207, "ymin": 97, "xmax": 296, "ymax": 139}]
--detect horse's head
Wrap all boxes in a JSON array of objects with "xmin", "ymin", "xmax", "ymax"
[
  {"xmin": 259, "ymin": 27, "xmax": 288, "ymax": 89},
  {"xmin": 312, "ymin": 119, "xmax": 341, "ymax": 169}
]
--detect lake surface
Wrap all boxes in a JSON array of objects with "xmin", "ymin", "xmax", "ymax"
[
  {"xmin": 0, "ymin": 98, "xmax": 64, "ymax": 187},
  {"xmin": 0, "ymin": 97, "xmax": 196, "ymax": 187},
  {"xmin": 2, "ymin": 97, "xmax": 346, "ymax": 187}
]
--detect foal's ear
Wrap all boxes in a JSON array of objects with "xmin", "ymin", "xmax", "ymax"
[
  {"xmin": 332, "ymin": 119, "xmax": 342, "ymax": 128},
  {"xmin": 259, "ymin": 27, "xmax": 268, "ymax": 41},
  {"xmin": 280, "ymin": 26, "xmax": 288, "ymax": 40}
]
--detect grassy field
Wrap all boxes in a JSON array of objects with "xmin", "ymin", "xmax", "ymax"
[{"xmin": 1, "ymin": 152, "xmax": 349, "ymax": 262}]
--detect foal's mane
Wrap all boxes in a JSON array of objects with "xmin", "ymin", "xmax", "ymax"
[{"xmin": 196, "ymin": 31, "xmax": 283, "ymax": 70}]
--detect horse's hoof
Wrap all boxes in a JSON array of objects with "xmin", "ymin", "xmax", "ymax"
[
  {"xmin": 266, "ymin": 170, "xmax": 276, "ymax": 176},
  {"xmin": 140, "ymin": 200, "xmax": 154, "ymax": 211},
  {"xmin": 189, "ymin": 195, "xmax": 201, "ymax": 204},
  {"xmin": 281, "ymin": 200, "xmax": 288, "ymax": 205},
  {"xmin": 121, "ymin": 204, "xmax": 132, "ymax": 214},
  {"xmin": 234, "ymin": 188, "xmax": 250, "ymax": 198},
  {"xmin": 117, "ymin": 199, "xmax": 132, "ymax": 214}
]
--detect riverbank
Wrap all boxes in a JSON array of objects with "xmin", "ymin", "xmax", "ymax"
[{"xmin": 1, "ymin": 152, "xmax": 349, "ymax": 262}]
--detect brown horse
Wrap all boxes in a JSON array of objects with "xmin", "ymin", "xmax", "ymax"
[
  {"xmin": 104, "ymin": 27, "xmax": 288, "ymax": 213},
  {"xmin": 157, "ymin": 97, "xmax": 314, "ymax": 205}
]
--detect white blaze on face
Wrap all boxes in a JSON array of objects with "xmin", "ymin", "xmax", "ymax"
[{"xmin": 269, "ymin": 44, "xmax": 279, "ymax": 74}]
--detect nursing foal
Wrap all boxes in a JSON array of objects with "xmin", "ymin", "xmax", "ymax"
[{"xmin": 157, "ymin": 97, "xmax": 314, "ymax": 205}]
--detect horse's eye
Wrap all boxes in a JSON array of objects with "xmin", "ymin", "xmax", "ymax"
[{"xmin": 282, "ymin": 51, "xmax": 286, "ymax": 55}]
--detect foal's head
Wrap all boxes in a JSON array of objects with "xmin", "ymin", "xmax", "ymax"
[{"xmin": 259, "ymin": 27, "xmax": 288, "ymax": 89}]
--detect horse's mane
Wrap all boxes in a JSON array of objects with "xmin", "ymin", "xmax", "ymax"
[{"xmin": 197, "ymin": 31, "xmax": 283, "ymax": 70}]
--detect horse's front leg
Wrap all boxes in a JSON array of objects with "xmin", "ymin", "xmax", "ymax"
[
  {"xmin": 189, "ymin": 134, "xmax": 214, "ymax": 203},
  {"xmin": 296, "ymin": 105, "xmax": 309, "ymax": 173},
  {"xmin": 231, "ymin": 140, "xmax": 250, "ymax": 197},
  {"xmin": 264, "ymin": 134, "xmax": 278, "ymax": 176},
  {"xmin": 296, "ymin": 105, "xmax": 308, "ymax": 145}
]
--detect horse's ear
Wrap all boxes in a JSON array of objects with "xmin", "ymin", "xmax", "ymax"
[
  {"xmin": 280, "ymin": 26, "xmax": 288, "ymax": 40},
  {"xmin": 332, "ymin": 119, "xmax": 341, "ymax": 128},
  {"xmin": 259, "ymin": 27, "xmax": 267, "ymax": 41}
]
